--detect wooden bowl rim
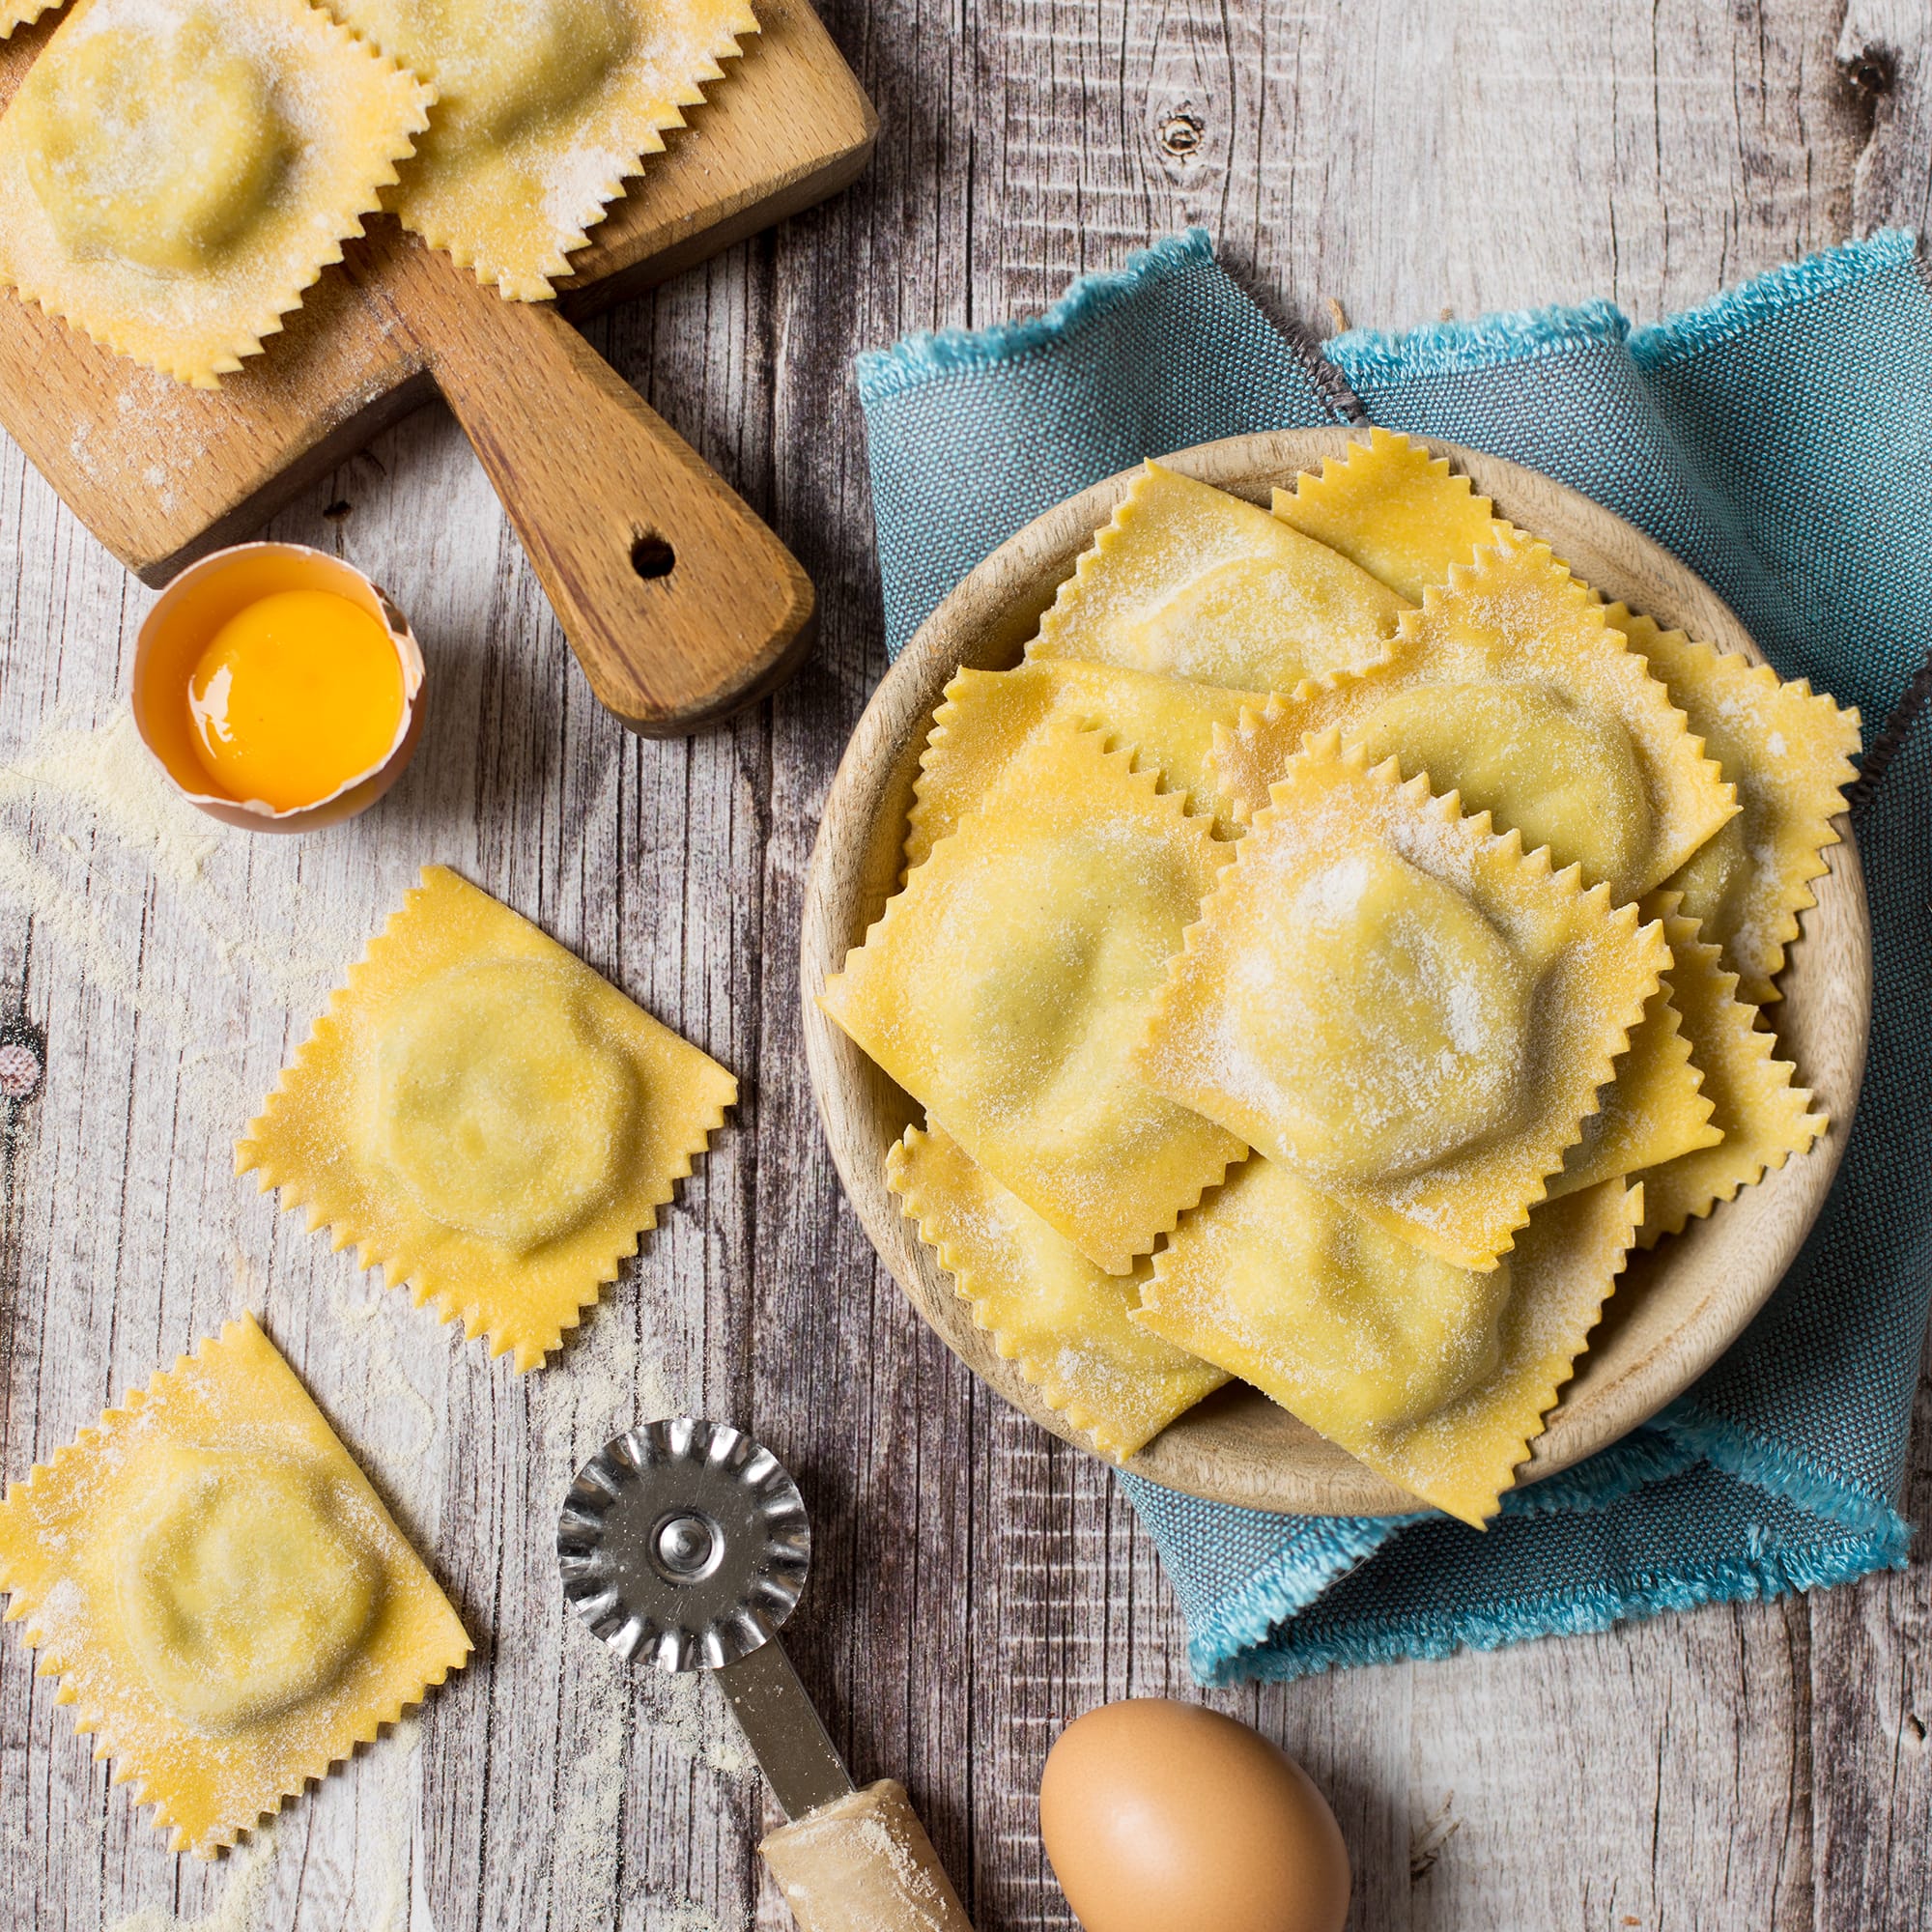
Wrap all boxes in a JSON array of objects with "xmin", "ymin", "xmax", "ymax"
[{"xmin": 800, "ymin": 427, "xmax": 1871, "ymax": 1518}]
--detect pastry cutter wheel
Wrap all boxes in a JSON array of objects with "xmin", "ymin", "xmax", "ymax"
[{"xmin": 559, "ymin": 1418, "xmax": 974, "ymax": 1932}]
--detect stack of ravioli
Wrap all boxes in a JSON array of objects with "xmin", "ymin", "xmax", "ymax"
[
  {"xmin": 0, "ymin": 0, "xmax": 756, "ymax": 384},
  {"xmin": 822, "ymin": 431, "xmax": 1861, "ymax": 1527}
]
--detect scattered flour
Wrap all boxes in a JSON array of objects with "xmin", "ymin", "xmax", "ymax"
[
  {"xmin": 641, "ymin": 1669, "xmax": 754, "ymax": 1782},
  {"xmin": 549, "ymin": 1689, "xmax": 748, "ymax": 1928},
  {"xmin": 105, "ymin": 1821, "xmax": 278, "ymax": 1932},
  {"xmin": 1296, "ymin": 852, "xmax": 1372, "ymax": 921},
  {"xmin": 0, "ymin": 712, "xmax": 213, "ymax": 1005},
  {"xmin": 0, "ymin": 708, "xmax": 370, "ymax": 1025},
  {"xmin": 0, "ymin": 711, "xmax": 215, "ymax": 882},
  {"xmin": 638, "ymin": 1906, "xmax": 731, "ymax": 1932},
  {"xmin": 531, "ymin": 1293, "xmax": 685, "ymax": 1439},
  {"xmin": 551, "ymin": 1696, "xmax": 628, "ymax": 1921},
  {"xmin": 359, "ymin": 1716, "xmax": 424, "ymax": 1932},
  {"xmin": 329, "ymin": 1273, "xmax": 440, "ymax": 1459}
]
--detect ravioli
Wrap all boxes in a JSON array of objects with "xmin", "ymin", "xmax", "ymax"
[
  {"xmin": 237, "ymin": 866, "xmax": 735, "ymax": 1369},
  {"xmin": 0, "ymin": 1315, "xmax": 469, "ymax": 1856},
  {"xmin": 1212, "ymin": 533, "xmax": 1736, "ymax": 901},
  {"xmin": 1, "ymin": 0, "xmax": 66, "ymax": 35},
  {"xmin": 1028, "ymin": 462, "xmax": 1409, "ymax": 692},
  {"xmin": 821, "ymin": 722, "xmax": 1243, "ymax": 1275},
  {"xmin": 1634, "ymin": 906, "xmax": 1826, "ymax": 1241},
  {"xmin": 1611, "ymin": 608, "xmax": 1861, "ymax": 1008},
  {"xmin": 1272, "ymin": 426, "xmax": 1508, "ymax": 603},
  {"xmin": 1139, "ymin": 734, "xmax": 1666, "ymax": 1271},
  {"xmin": 906, "ymin": 659, "xmax": 1253, "ymax": 867},
  {"xmin": 1548, "ymin": 976, "xmax": 1718, "ymax": 1197},
  {"xmin": 0, "ymin": 0, "xmax": 430, "ymax": 385},
  {"xmin": 327, "ymin": 0, "xmax": 757, "ymax": 298},
  {"xmin": 1138, "ymin": 1159, "xmax": 1640, "ymax": 1525},
  {"xmin": 886, "ymin": 1124, "xmax": 1227, "ymax": 1459}
]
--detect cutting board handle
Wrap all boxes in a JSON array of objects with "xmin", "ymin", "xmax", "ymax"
[{"xmin": 391, "ymin": 245, "xmax": 816, "ymax": 736}]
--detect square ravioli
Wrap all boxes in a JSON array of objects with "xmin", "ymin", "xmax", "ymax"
[
  {"xmin": 1548, "ymin": 974, "xmax": 1718, "ymax": 1198},
  {"xmin": 1210, "ymin": 531, "xmax": 1737, "ymax": 901},
  {"xmin": 238, "ymin": 866, "xmax": 735, "ymax": 1370},
  {"xmin": 886, "ymin": 1124, "xmax": 1227, "ymax": 1459},
  {"xmin": 1272, "ymin": 427, "xmax": 1507, "ymax": 603},
  {"xmin": 326, "ymin": 0, "xmax": 756, "ymax": 299},
  {"xmin": 821, "ymin": 721, "xmax": 1244, "ymax": 1275},
  {"xmin": 0, "ymin": 0, "xmax": 431, "ymax": 385},
  {"xmin": 1028, "ymin": 462, "xmax": 1409, "ymax": 692},
  {"xmin": 1611, "ymin": 607, "xmax": 1861, "ymax": 1007},
  {"xmin": 0, "ymin": 1315, "xmax": 469, "ymax": 1856},
  {"xmin": 2, "ymin": 0, "xmax": 65, "ymax": 36},
  {"xmin": 906, "ymin": 659, "xmax": 1254, "ymax": 867},
  {"xmin": 1140, "ymin": 735, "xmax": 1667, "ymax": 1271},
  {"xmin": 1634, "ymin": 905, "xmax": 1826, "ymax": 1242},
  {"xmin": 1137, "ymin": 1157, "xmax": 1640, "ymax": 1525}
]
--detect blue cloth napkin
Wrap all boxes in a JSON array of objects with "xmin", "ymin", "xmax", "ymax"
[{"xmin": 854, "ymin": 230, "xmax": 1932, "ymax": 1683}]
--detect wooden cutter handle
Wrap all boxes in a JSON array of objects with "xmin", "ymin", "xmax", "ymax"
[
  {"xmin": 760, "ymin": 1780, "xmax": 975, "ymax": 1932},
  {"xmin": 384, "ymin": 241, "xmax": 816, "ymax": 736}
]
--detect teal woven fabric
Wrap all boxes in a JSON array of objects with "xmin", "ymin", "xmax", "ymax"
[{"xmin": 854, "ymin": 230, "xmax": 1931, "ymax": 1683}]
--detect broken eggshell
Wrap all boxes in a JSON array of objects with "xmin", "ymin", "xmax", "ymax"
[{"xmin": 131, "ymin": 541, "xmax": 425, "ymax": 833}]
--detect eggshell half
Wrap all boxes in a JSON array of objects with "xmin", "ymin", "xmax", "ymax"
[
  {"xmin": 1039, "ymin": 1699, "xmax": 1350, "ymax": 1932},
  {"xmin": 132, "ymin": 542, "xmax": 425, "ymax": 834}
]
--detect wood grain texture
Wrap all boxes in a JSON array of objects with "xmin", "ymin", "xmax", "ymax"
[
  {"xmin": 798, "ymin": 428, "xmax": 1871, "ymax": 1517},
  {"xmin": 0, "ymin": 3, "xmax": 1927, "ymax": 1930}
]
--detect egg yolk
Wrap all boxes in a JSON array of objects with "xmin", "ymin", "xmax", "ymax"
[{"xmin": 186, "ymin": 589, "xmax": 405, "ymax": 812}]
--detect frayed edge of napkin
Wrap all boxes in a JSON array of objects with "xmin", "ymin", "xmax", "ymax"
[
  {"xmin": 1322, "ymin": 230, "xmax": 1920, "ymax": 391},
  {"xmin": 854, "ymin": 229, "xmax": 1217, "ymax": 405},
  {"xmin": 1631, "ymin": 228, "xmax": 1921, "ymax": 370}
]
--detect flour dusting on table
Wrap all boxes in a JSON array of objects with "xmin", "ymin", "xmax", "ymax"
[
  {"xmin": 104, "ymin": 1821, "xmax": 278, "ymax": 1932},
  {"xmin": 0, "ymin": 709, "xmax": 372, "ymax": 1020}
]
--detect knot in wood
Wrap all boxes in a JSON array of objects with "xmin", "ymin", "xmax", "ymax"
[
  {"xmin": 1840, "ymin": 41, "xmax": 1896, "ymax": 104},
  {"xmin": 1156, "ymin": 110, "xmax": 1204, "ymax": 159}
]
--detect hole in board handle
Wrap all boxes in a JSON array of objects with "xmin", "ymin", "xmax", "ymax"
[{"xmin": 631, "ymin": 534, "xmax": 676, "ymax": 581}]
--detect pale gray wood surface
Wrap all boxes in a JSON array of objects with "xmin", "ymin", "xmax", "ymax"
[{"xmin": 0, "ymin": 4, "xmax": 1927, "ymax": 1930}]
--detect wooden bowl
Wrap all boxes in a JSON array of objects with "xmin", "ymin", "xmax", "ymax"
[{"xmin": 800, "ymin": 429, "xmax": 1871, "ymax": 1516}]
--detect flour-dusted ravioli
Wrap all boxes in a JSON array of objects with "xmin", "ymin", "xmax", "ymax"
[
  {"xmin": 1138, "ymin": 1159, "xmax": 1640, "ymax": 1525},
  {"xmin": 1272, "ymin": 427, "xmax": 1508, "ymax": 603},
  {"xmin": 1212, "ymin": 533, "xmax": 1736, "ymax": 901},
  {"xmin": 0, "ymin": 0, "xmax": 431, "ymax": 385},
  {"xmin": 1140, "ymin": 735, "xmax": 1666, "ymax": 1271},
  {"xmin": 886, "ymin": 1124, "xmax": 1227, "ymax": 1459},
  {"xmin": 327, "ymin": 0, "xmax": 755, "ymax": 298},
  {"xmin": 822, "ymin": 722, "xmax": 1243, "ymax": 1275},
  {"xmin": 1146, "ymin": 1158, "xmax": 1515, "ymax": 1443},
  {"xmin": 1610, "ymin": 608, "xmax": 1861, "ymax": 1009},
  {"xmin": 1028, "ymin": 462, "xmax": 1409, "ymax": 692},
  {"xmin": 1548, "ymin": 976, "xmax": 1718, "ymax": 1198},
  {"xmin": 906, "ymin": 660, "xmax": 1254, "ymax": 867},
  {"xmin": 2, "ymin": 0, "xmax": 65, "ymax": 38},
  {"xmin": 238, "ymin": 867, "xmax": 735, "ymax": 1369},
  {"xmin": 1634, "ymin": 906, "xmax": 1825, "ymax": 1242},
  {"xmin": 0, "ymin": 1315, "xmax": 469, "ymax": 1856}
]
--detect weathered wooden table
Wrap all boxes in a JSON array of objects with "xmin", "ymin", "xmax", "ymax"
[{"xmin": 2, "ymin": 4, "xmax": 1928, "ymax": 1928}]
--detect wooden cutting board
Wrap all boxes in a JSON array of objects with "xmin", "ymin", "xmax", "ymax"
[{"xmin": 0, "ymin": 0, "xmax": 875, "ymax": 732}]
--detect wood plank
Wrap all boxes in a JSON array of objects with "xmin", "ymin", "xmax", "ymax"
[
  {"xmin": 1816, "ymin": 9, "xmax": 1932, "ymax": 1928},
  {"xmin": 0, "ymin": 1, "xmax": 1926, "ymax": 1928}
]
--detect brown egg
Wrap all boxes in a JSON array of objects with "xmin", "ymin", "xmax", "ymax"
[{"xmin": 1039, "ymin": 1699, "xmax": 1350, "ymax": 1932}]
